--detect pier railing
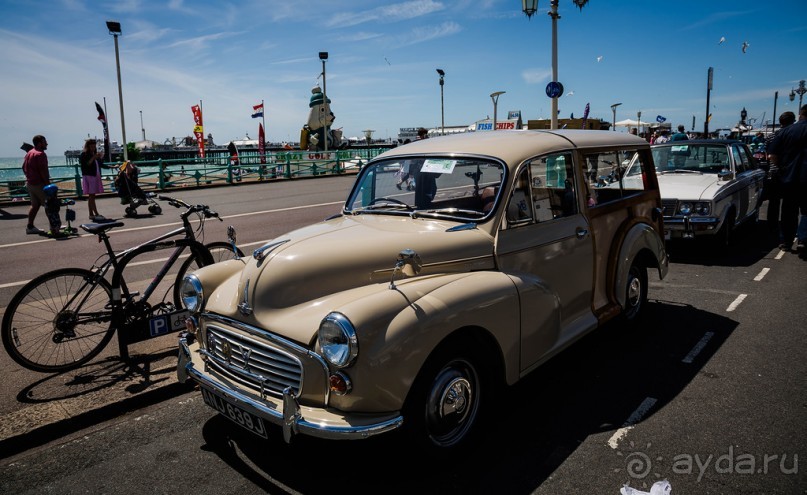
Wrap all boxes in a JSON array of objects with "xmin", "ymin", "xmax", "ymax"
[{"xmin": 0, "ymin": 148, "xmax": 383, "ymax": 205}]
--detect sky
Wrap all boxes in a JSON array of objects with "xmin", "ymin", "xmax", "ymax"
[{"xmin": 1, "ymin": 0, "xmax": 806, "ymax": 160}]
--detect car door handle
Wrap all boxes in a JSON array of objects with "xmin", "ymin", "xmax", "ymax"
[{"xmin": 576, "ymin": 228, "xmax": 588, "ymax": 239}]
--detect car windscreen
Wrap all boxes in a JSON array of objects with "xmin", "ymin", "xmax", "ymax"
[
  {"xmin": 652, "ymin": 144, "xmax": 730, "ymax": 174},
  {"xmin": 345, "ymin": 157, "xmax": 505, "ymax": 221}
]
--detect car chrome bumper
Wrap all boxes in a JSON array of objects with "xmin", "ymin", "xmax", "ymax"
[
  {"xmin": 663, "ymin": 216, "xmax": 720, "ymax": 238},
  {"xmin": 177, "ymin": 336, "xmax": 403, "ymax": 442}
]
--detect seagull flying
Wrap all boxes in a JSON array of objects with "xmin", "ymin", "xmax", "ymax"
[
  {"xmin": 596, "ymin": 55, "xmax": 603, "ymax": 62},
  {"xmin": 742, "ymin": 41, "xmax": 749, "ymax": 53},
  {"xmin": 718, "ymin": 36, "xmax": 726, "ymax": 44},
  {"xmin": 567, "ymin": 91, "xmax": 575, "ymax": 96},
  {"xmin": 384, "ymin": 57, "xmax": 391, "ymax": 65}
]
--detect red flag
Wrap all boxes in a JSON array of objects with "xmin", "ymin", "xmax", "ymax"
[
  {"xmin": 191, "ymin": 105, "xmax": 205, "ymax": 158},
  {"xmin": 258, "ymin": 123, "xmax": 266, "ymax": 164}
]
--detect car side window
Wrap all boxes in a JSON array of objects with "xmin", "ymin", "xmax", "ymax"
[
  {"xmin": 732, "ymin": 145, "xmax": 750, "ymax": 173},
  {"xmin": 528, "ymin": 152, "xmax": 577, "ymax": 221}
]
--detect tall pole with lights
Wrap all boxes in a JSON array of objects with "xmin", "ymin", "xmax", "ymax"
[
  {"xmin": 437, "ymin": 69, "xmax": 445, "ymax": 135},
  {"xmin": 491, "ymin": 91, "xmax": 505, "ymax": 131},
  {"xmin": 140, "ymin": 110, "xmax": 145, "ymax": 141},
  {"xmin": 610, "ymin": 102, "xmax": 622, "ymax": 131},
  {"xmin": 704, "ymin": 66, "xmax": 713, "ymax": 138},
  {"xmin": 106, "ymin": 20, "xmax": 127, "ymax": 161},
  {"xmin": 522, "ymin": 0, "xmax": 589, "ymax": 130},
  {"xmin": 319, "ymin": 52, "xmax": 328, "ymax": 153},
  {"xmin": 791, "ymin": 79, "xmax": 806, "ymax": 113}
]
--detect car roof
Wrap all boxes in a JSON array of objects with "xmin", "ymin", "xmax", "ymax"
[
  {"xmin": 653, "ymin": 139, "xmax": 742, "ymax": 146},
  {"xmin": 377, "ymin": 130, "xmax": 650, "ymax": 165}
]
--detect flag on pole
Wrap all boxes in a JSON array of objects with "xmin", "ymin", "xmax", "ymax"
[
  {"xmin": 258, "ymin": 123, "xmax": 266, "ymax": 164},
  {"xmin": 252, "ymin": 103, "xmax": 264, "ymax": 119},
  {"xmin": 95, "ymin": 102, "xmax": 111, "ymax": 162},
  {"xmin": 191, "ymin": 104, "xmax": 205, "ymax": 158},
  {"xmin": 581, "ymin": 102, "xmax": 590, "ymax": 129}
]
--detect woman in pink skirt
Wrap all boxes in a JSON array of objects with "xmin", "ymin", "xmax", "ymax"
[{"xmin": 79, "ymin": 139, "xmax": 108, "ymax": 221}]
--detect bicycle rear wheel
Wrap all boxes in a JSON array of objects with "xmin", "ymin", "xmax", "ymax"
[
  {"xmin": 2, "ymin": 268, "xmax": 115, "ymax": 373},
  {"xmin": 172, "ymin": 241, "xmax": 245, "ymax": 308}
]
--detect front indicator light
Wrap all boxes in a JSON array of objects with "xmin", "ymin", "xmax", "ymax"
[{"xmin": 329, "ymin": 371, "xmax": 353, "ymax": 395}]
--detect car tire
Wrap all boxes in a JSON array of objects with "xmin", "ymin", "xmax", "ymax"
[
  {"xmin": 402, "ymin": 343, "xmax": 487, "ymax": 450},
  {"xmin": 621, "ymin": 261, "xmax": 648, "ymax": 324}
]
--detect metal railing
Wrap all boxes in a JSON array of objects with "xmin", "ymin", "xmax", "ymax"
[{"xmin": 1, "ymin": 148, "xmax": 384, "ymax": 205}]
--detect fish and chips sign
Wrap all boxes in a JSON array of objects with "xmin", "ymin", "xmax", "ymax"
[{"xmin": 475, "ymin": 110, "xmax": 522, "ymax": 131}]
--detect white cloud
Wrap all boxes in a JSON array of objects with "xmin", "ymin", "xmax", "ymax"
[{"xmin": 521, "ymin": 68, "xmax": 552, "ymax": 85}]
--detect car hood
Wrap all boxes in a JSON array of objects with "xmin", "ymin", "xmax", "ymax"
[
  {"xmin": 657, "ymin": 173, "xmax": 721, "ymax": 201},
  {"xmin": 238, "ymin": 214, "xmax": 495, "ymax": 310}
]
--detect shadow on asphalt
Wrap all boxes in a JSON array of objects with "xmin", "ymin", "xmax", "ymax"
[
  {"xmin": 15, "ymin": 349, "xmax": 177, "ymax": 404},
  {"xmin": 665, "ymin": 219, "xmax": 780, "ymax": 268},
  {"xmin": 198, "ymin": 300, "xmax": 738, "ymax": 494}
]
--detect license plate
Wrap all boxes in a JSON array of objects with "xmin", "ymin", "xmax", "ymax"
[{"xmin": 201, "ymin": 388, "xmax": 268, "ymax": 438}]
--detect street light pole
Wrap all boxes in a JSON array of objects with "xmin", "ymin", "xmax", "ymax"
[
  {"xmin": 610, "ymin": 102, "xmax": 622, "ymax": 131},
  {"xmin": 140, "ymin": 110, "xmax": 145, "ymax": 141},
  {"xmin": 436, "ymin": 69, "xmax": 445, "ymax": 135},
  {"xmin": 491, "ymin": 91, "xmax": 505, "ymax": 131},
  {"xmin": 106, "ymin": 21, "xmax": 127, "ymax": 161},
  {"xmin": 796, "ymin": 79, "xmax": 806, "ymax": 113},
  {"xmin": 705, "ymin": 66, "xmax": 713, "ymax": 138},
  {"xmin": 549, "ymin": 0, "xmax": 559, "ymax": 130},
  {"xmin": 319, "ymin": 52, "xmax": 328, "ymax": 153}
]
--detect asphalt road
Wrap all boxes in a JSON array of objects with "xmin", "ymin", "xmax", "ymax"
[{"xmin": 1, "ymin": 178, "xmax": 805, "ymax": 494}]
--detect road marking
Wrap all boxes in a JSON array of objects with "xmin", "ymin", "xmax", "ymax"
[
  {"xmin": 726, "ymin": 294, "xmax": 747, "ymax": 312},
  {"xmin": 607, "ymin": 397, "xmax": 657, "ymax": 449},
  {"xmin": 753, "ymin": 267, "xmax": 770, "ymax": 281},
  {"xmin": 682, "ymin": 331, "xmax": 715, "ymax": 364},
  {"xmin": 775, "ymin": 250, "xmax": 785, "ymax": 260}
]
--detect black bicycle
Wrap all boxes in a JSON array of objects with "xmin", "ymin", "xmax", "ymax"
[{"xmin": 1, "ymin": 195, "xmax": 245, "ymax": 373}]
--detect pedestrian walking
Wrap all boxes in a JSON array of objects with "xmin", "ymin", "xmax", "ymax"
[
  {"xmin": 768, "ymin": 105, "xmax": 807, "ymax": 253},
  {"xmin": 22, "ymin": 134, "xmax": 50, "ymax": 234}
]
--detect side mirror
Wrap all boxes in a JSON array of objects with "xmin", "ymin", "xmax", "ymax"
[{"xmin": 718, "ymin": 169, "xmax": 734, "ymax": 181}]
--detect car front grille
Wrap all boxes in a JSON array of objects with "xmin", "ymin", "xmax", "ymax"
[
  {"xmin": 205, "ymin": 324, "xmax": 303, "ymax": 398},
  {"xmin": 661, "ymin": 199, "xmax": 678, "ymax": 216}
]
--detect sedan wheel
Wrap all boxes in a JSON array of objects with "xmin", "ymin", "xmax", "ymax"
[{"xmin": 622, "ymin": 263, "xmax": 648, "ymax": 322}]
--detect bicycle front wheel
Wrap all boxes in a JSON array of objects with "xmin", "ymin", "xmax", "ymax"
[
  {"xmin": 173, "ymin": 241, "xmax": 245, "ymax": 308},
  {"xmin": 2, "ymin": 268, "xmax": 115, "ymax": 373}
]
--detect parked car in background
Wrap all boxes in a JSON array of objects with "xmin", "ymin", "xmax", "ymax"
[
  {"xmin": 177, "ymin": 130, "xmax": 669, "ymax": 450},
  {"xmin": 645, "ymin": 140, "xmax": 765, "ymax": 245}
]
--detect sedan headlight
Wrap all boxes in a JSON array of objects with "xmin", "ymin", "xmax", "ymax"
[
  {"xmin": 180, "ymin": 274, "xmax": 204, "ymax": 314},
  {"xmin": 694, "ymin": 202, "xmax": 711, "ymax": 215},
  {"xmin": 678, "ymin": 202, "xmax": 693, "ymax": 216},
  {"xmin": 318, "ymin": 313, "xmax": 358, "ymax": 368}
]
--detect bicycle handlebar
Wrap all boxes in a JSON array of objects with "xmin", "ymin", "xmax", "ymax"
[{"xmin": 157, "ymin": 195, "xmax": 222, "ymax": 222}]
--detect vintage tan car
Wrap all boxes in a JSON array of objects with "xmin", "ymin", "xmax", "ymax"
[{"xmin": 177, "ymin": 130, "xmax": 669, "ymax": 449}]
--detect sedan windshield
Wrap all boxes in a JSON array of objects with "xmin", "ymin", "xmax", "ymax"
[
  {"xmin": 652, "ymin": 144, "xmax": 730, "ymax": 174},
  {"xmin": 345, "ymin": 157, "xmax": 505, "ymax": 221}
]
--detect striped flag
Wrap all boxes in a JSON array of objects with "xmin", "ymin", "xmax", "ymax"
[{"xmin": 252, "ymin": 103, "xmax": 264, "ymax": 119}]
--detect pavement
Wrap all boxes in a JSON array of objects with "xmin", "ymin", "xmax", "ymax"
[{"xmin": 0, "ymin": 342, "xmax": 193, "ymax": 459}]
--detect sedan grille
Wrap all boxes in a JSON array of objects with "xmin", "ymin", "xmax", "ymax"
[
  {"xmin": 205, "ymin": 324, "xmax": 303, "ymax": 397},
  {"xmin": 661, "ymin": 199, "xmax": 678, "ymax": 216}
]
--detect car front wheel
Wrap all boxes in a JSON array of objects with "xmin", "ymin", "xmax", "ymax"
[{"xmin": 403, "ymin": 346, "xmax": 484, "ymax": 449}]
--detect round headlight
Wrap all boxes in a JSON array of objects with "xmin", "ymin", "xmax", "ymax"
[
  {"xmin": 678, "ymin": 202, "xmax": 693, "ymax": 215},
  {"xmin": 318, "ymin": 313, "xmax": 358, "ymax": 368},
  {"xmin": 180, "ymin": 274, "xmax": 204, "ymax": 314}
]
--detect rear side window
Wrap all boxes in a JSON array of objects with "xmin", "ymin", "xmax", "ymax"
[{"xmin": 582, "ymin": 149, "xmax": 648, "ymax": 207}]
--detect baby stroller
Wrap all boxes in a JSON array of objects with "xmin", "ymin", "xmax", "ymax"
[
  {"xmin": 42, "ymin": 184, "xmax": 78, "ymax": 238},
  {"xmin": 115, "ymin": 162, "xmax": 162, "ymax": 217}
]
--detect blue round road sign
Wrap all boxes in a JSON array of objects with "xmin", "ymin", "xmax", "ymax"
[{"xmin": 546, "ymin": 81, "xmax": 564, "ymax": 98}]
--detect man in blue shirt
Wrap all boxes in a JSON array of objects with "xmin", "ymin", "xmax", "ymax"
[{"xmin": 669, "ymin": 125, "xmax": 689, "ymax": 141}]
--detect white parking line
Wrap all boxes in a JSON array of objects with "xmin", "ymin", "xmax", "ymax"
[
  {"xmin": 775, "ymin": 250, "xmax": 786, "ymax": 260},
  {"xmin": 682, "ymin": 331, "xmax": 715, "ymax": 364},
  {"xmin": 607, "ymin": 397, "xmax": 657, "ymax": 449},
  {"xmin": 726, "ymin": 294, "xmax": 747, "ymax": 312},
  {"xmin": 753, "ymin": 268, "xmax": 770, "ymax": 281}
]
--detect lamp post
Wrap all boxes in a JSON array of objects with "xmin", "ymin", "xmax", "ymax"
[
  {"xmin": 705, "ymin": 66, "xmax": 713, "ymax": 138},
  {"xmin": 791, "ymin": 79, "xmax": 806, "ymax": 112},
  {"xmin": 106, "ymin": 20, "xmax": 127, "ymax": 161},
  {"xmin": 363, "ymin": 129, "xmax": 374, "ymax": 146},
  {"xmin": 740, "ymin": 107, "xmax": 747, "ymax": 137},
  {"xmin": 319, "ymin": 51, "xmax": 328, "ymax": 153},
  {"xmin": 521, "ymin": 0, "xmax": 588, "ymax": 130},
  {"xmin": 491, "ymin": 91, "xmax": 505, "ymax": 131},
  {"xmin": 610, "ymin": 102, "xmax": 622, "ymax": 131},
  {"xmin": 139, "ymin": 110, "xmax": 145, "ymax": 141},
  {"xmin": 436, "ymin": 69, "xmax": 445, "ymax": 135},
  {"xmin": 637, "ymin": 111, "xmax": 642, "ymax": 136}
]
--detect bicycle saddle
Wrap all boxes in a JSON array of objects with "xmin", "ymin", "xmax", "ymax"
[{"xmin": 80, "ymin": 221, "xmax": 125, "ymax": 235}]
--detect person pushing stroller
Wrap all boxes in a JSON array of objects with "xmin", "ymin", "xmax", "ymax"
[{"xmin": 115, "ymin": 161, "xmax": 162, "ymax": 217}]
